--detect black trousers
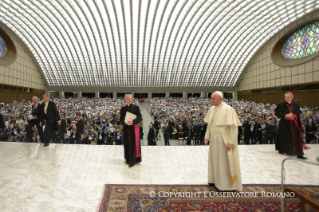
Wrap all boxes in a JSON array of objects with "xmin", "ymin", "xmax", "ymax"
[
  {"xmin": 164, "ymin": 134, "xmax": 170, "ymax": 146},
  {"xmin": 75, "ymin": 133, "xmax": 82, "ymax": 144},
  {"xmin": 200, "ymin": 133, "xmax": 205, "ymax": 145},
  {"xmin": 194, "ymin": 135, "xmax": 200, "ymax": 145},
  {"xmin": 253, "ymin": 135, "xmax": 262, "ymax": 144},
  {"xmin": 187, "ymin": 137, "xmax": 192, "ymax": 145},
  {"xmin": 57, "ymin": 134, "xmax": 65, "ymax": 143},
  {"xmin": 43, "ymin": 120, "xmax": 55, "ymax": 145},
  {"xmin": 26, "ymin": 119, "xmax": 44, "ymax": 142},
  {"xmin": 244, "ymin": 137, "xmax": 250, "ymax": 145},
  {"xmin": 264, "ymin": 137, "xmax": 273, "ymax": 144}
]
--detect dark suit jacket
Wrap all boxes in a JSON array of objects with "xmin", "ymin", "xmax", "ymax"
[
  {"xmin": 58, "ymin": 119, "xmax": 67, "ymax": 135},
  {"xmin": 162, "ymin": 125, "xmax": 171, "ymax": 136},
  {"xmin": 200, "ymin": 124, "xmax": 207, "ymax": 136},
  {"xmin": 31, "ymin": 103, "xmax": 43, "ymax": 121},
  {"xmin": 238, "ymin": 126, "xmax": 243, "ymax": 136},
  {"xmin": 0, "ymin": 114, "xmax": 5, "ymax": 130},
  {"xmin": 253, "ymin": 123, "xmax": 262, "ymax": 136},
  {"xmin": 147, "ymin": 127, "xmax": 156, "ymax": 144},
  {"xmin": 306, "ymin": 124, "xmax": 317, "ymax": 140},
  {"xmin": 264, "ymin": 124, "xmax": 274, "ymax": 137},
  {"xmin": 43, "ymin": 101, "xmax": 60, "ymax": 123},
  {"xmin": 193, "ymin": 125, "xmax": 200, "ymax": 135},
  {"xmin": 76, "ymin": 119, "xmax": 85, "ymax": 135},
  {"xmin": 243, "ymin": 122, "xmax": 251, "ymax": 136}
]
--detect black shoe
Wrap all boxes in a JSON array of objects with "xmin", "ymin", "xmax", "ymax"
[
  {"xmin": 208, "ymin": 183, "xmax": 215, "ymax": 186},
  {"xmin": 43, "ymin": 143, "xmax": 49, "ymax": 147},
  {"xmin": 297, "ymin": 155, "xmax": 307, "ymax": 160},
  {"xmin": 129, "ymin": 164, "xmax": 134, "ymax": 167},
  {"xmin": 278, "ymin": 151, "xmax": 284, "ymax": 155}
]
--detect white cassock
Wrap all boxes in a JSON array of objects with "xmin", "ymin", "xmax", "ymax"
[{"xmin": 204, "ymin": 102, "xmax": 243, "ymax": 191}]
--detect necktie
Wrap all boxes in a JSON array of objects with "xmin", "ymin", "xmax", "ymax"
[{"xmin": 44, "ymin": 103, "xmax": 48, "ymax": 114}]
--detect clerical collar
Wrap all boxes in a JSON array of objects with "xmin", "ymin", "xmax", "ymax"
[
  {"xmin": 215, "ymin": 102, "xmax": 224, "ymax": 108},
  {"xmin": 286, "ymin": 102, "xmax": 292, "ymax": 104}
]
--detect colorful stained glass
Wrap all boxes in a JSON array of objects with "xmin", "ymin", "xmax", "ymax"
[
  {"xmin": 282, "ymin": 21, "xmax": 319, "ymax": 59},
  {"xmin": 0, "ymin": 35, "xmax": 7, "ymax": 57}
]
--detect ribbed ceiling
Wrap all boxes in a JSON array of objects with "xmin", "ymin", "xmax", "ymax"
[{"xmin": 0, "ymin": 0, "xmax": 318, "ymax": 87}]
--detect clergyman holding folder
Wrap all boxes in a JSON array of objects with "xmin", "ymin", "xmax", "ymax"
[{"xmin": 120, "ymin": 94, "xmax": 142, "ymax": 167}]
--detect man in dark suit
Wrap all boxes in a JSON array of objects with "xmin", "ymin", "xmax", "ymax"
[
  {"xmin": 193, "ymin": 122, "xmax": 200, "ymax": 145},
  {"xmin": 200, "ymin": 121, "xmax": 207, "ymax": 145},
  {"xmin": 154, "ymin": 118, "xmax": 160, "ymax": 140},
  {"xmin": 162, "ymin": 122, "xmax": 170, "ymax": 146},
  {"xmin": 57, "ymin": 113, "xmax": 67, "ymax": 143},
  {"xmin": 306, "ymin": 119, "xmax": 317, "ymax": 143},
  {"xmin": 253, "ymin": 120, "xmax": 262, "ymax": 144},
  {"xmin": 264, "ymin": 120, "xmax": 274, "ymax": 144},
  {"xmin": 41, "ymin": 94, "xmax": 60, "ymax": 147},
  {"xmin": 26, "ymin": 96, "xmax": 44, "ymax": 143},
  {"xmin": 238, "ymin": 125, "xmax": 243, "ymax": 145},
  {"xmin": 75, "ymin": 113, "xmax": 84, "ymax": 144},
  {"xmin": 243, "ymin": 120, "xmax": 251, "ymax": 145},
  {"xmin": 120, "ymin": 94, "xmax": 142, "ymax": 167},
  {"xmin": 186, "ymin": 122, "xmax": 193, "ymax": 145},
  {"xmin": 147, "ymin": 124, "xmax": 156, "ymax": 145}
]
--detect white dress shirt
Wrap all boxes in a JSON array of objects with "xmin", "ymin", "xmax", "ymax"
[{"xmin": 44, "ymin": 101, "xmax": 49, "ymax": 114}]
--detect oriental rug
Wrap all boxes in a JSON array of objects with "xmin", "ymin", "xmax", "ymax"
[{"xmin": 98, "ymin": 184, "xmax": 319, "ymax": 212}]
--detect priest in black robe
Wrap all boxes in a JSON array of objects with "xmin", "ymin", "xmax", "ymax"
[
  {"xmin": 274, "ymin": 92, "xmax": 308, "ymax": 159},
  {"xmin": 120, "ymin": 94, "xmax": 142, "ymax": 167}
]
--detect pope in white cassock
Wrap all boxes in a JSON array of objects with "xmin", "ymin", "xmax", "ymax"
[{"xmin": 204, "ymin": 91, "xmax": 243, "ymax": 191}]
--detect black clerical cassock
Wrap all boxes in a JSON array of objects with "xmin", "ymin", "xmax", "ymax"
[
  {"xmin": 274, "ymin": 101, "xmax": 304, "ymax": 156},
  {"xmin": 120, "ymin": 104, "xmax": 142, "ymax": 166}
]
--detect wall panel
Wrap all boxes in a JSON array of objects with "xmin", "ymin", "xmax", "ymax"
[{"xmin": 238, "ymin": 89, "xmax": 319, "ymax": 108}]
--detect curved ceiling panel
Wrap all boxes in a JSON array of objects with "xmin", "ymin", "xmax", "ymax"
[{"xmin": 0, "ymin": 0, "xmax": 318, "ymax": 87}]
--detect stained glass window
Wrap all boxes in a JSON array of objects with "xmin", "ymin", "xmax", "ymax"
[
  {"xmin": 0, "ymin": 35, "xmax": 7, "ymax": 57},
  {"xmin": 282, "ymin": 21, "xmax": 319, "ymax": 59}
]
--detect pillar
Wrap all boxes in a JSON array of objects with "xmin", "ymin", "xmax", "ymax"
[
  {"xmin": 113, "ymin": 92, "xmax": 117, "ymax": 99},
  {"xmin": 183, "ymin": 92, "xmax": 187, "ymax": 98},
  {"xmin": 233, "ymin": 91, "xmax": 237, "ymax": 100},
  {"xmin": 95, "ymin": 91, "xmax": 100, "ymax": 98},
  {"xmin": 148, "ymin": 92, "xmax": 152, "ymax": 98},
  {"xmin": 77, "ymin": 92, "xmax": 82, "ymax": 98},
  {"xmin": 165, "ymin": 92, "xmax": 170, "ymax": 98},
  {"xmin": 59, "ymin": 91, "xmax": 65, "ymax": 98},
  {"xmin": 200, "ymin": 92, "xmax": 205, "ymax": 98}
]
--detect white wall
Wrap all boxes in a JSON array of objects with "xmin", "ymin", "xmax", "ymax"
[
  {"xmin": 238, "ymin": 12, "xmax": 319, "ymax": 91},
  {"xmin": 0, "ymin": 28, "xmax": 46, "ymax": 90}
]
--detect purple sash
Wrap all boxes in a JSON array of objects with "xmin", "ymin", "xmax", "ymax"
[
  {"xmin": 134, "ymin": 124, "xmax": 141, "ymax": 158},
  {"xmin": 290, "ymin": 114, "xmax": 310, "ymax": 150}
]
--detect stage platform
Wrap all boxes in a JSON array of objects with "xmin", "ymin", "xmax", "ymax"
[{"xmin": 0, "ymin": 142, "xmax": 318, "ymax": 212}]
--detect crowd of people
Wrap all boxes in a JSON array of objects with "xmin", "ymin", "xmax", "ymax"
[
  {"xmin": 0, "ymin": 97, "xmax": 141, "ymax": 145},
  {"xmin": 0, "ymin": 96, "xmax": 318, "ymax": 145},
  {"xmin": 145, "ymin": 97, "xmax": 319, "ymax": 145}
]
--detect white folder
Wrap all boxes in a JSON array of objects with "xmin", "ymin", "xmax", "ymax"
[{"xmin": 124, "ymin": 112, "xmax": 137, "ymax": 123}]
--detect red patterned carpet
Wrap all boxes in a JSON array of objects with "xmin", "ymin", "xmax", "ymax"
[{"xmin": 98, "ymin": 184, "xmax": 319, "ymax": 212}]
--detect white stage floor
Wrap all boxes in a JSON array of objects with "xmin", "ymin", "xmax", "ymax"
[{"xmin": 0, "ymin": 142, "xmax": 318, "ymax": 212}]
